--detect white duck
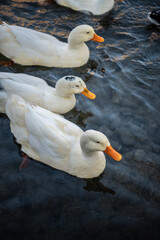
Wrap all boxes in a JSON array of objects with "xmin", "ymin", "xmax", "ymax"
[
  {"xmin": 0, "ymin": 23, "xmax": 104, "ymax": 67},
  {"xmin": 55, "ymin": 0, "xmax": 115, "ymax": 15},
  {"xmin": 0, "ymin": 72, "xmax": 95, "ymax": 114},
  {"xmin": 39, "ymin": 0, "xmax": 115, "ymax": 15},
  {"xmin": 6, "ymin": 94, "xmax": 122, "ymax": 178}
]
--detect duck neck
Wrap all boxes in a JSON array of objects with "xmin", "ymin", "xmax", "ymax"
[
  {"xmin": 81, "ymin": 145, "xmax": 101, "ymax": 158},
  {"xmin": 55, "ymin": 88, "xmax": 75, "ymax": 99},
  {"xmin": 68, "ymin": 36, "xmax": 86, "ymax": 49},
  {"xmin": 82, "ymin": 150, "xmax": 106, "ymax": 178}
]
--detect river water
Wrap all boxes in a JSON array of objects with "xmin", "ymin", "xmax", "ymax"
[{"xmin": 0, "ymin": 0, "xmax": 160, "ymax": 239}]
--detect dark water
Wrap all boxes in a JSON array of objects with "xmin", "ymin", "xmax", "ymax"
[{"xmin": 0, "ymin": 0, "xmax": 160, "ymax": 239}]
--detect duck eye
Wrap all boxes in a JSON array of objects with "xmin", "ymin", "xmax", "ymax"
[
  {"xmin": 76, "ymin": 85, "xmax": 79, "ymax": 87},
  {"xmin": 87, "ymin": 31, "xmax": 90, "ymax": 34},
  {"xmin": 96, "ymin": 141, "xmax": 100, "ymax": 144}
]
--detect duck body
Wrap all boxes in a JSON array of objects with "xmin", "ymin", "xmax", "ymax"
[
  {"xmin": 6, "ymin": 95, "xmax": 104, "ymax": 178},
  {"xmin": 0, "ymin": 72, "xmax": 95, "ymax": 114},
  {"xmin": 148, "ymin": 10, "xmax": 160, "ymax": 26},
  {"xmin": 56, "ymin": 0, "xmax": 114, "ymax": 15},
  {"xmin": 0, "ymin": 23, "xmax": 103, "ymax": 67},
  {"xmin": 6, "ymin": 95, "xmax": 121, "ymax": 178}
]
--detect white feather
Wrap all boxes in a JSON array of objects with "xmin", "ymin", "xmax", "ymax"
[
  {"xmin": 0, "ymin": 23, "xmax": 98, "ymax": 67},
  {"xmin": 6, "ymin": 95, "xmax": 119, "ymax": 178},
  {"xmin": 0, "ymin": 72, "xmax": 94, "ymax": 114},
  {"xmin": 56, "ymin": 0, "xmax": 114, "ymax": 15}
]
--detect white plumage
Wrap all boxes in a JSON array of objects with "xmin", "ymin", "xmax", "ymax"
[
  {"xmin": 6, "ymin": 95, "xmax": 122, "ymax": 178},
  {"xmin": 0, "ymin": 23, "xmax": 104, "ymax": 67},
  {"xmin": 0, "ymin": 72, "xmax": 95, "ymax": 114},
  {"xmin": 56, "ymin": 0, "xmax": 114, "ymax": 15}
]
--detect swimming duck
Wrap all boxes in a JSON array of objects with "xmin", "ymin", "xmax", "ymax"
[
  {"xmin": 6, "ymin": 94, "xmax": 122, "ymax": 178},
  {"xmin": 56, "ymin": 0, "xmax": 115, "ymax": 15},
  {"xmin": 0, "ymin": 23, "xmax": 104, "ymax": 67},
  {"xmin": 148, "ymin": 10, "xmax": 160, "ymax": 26},
  {"xmin": 0, "ymin": 72, "xmax": 95, "ymax": 114},
  {"xmin": 39, "ymin": 0, "xmax": 115, "ymax": 15}
]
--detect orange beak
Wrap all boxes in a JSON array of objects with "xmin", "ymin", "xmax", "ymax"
[
  {"xmin": 80, "ymin": 88, "xmax": 96, "ymax": 99},
  {"xmin": 91, "ymin": 33, "xmax": 104, "ymax": 43},
  {"xmin": 104, "ymin": 145, "xmax": 122, "ymax": 161}
]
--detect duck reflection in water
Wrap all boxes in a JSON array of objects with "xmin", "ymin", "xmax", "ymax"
[{"xmin": 84, "ymin": 175, "xmax": 115, "ymax": 194}]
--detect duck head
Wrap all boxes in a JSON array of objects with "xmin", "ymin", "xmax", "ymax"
[
  {"xmin": 80, "ymin": 130, "xmax": 122, "ymax": 161},
  {"xmin": 68, "ymin": 25, "xmax": 104, "ymax": 46},
  {"xmin": 55, "ymin": 76, "xmax": 96, "ymax": 99}
]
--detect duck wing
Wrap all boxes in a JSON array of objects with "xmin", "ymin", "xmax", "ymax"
[
  {"xmin": 25, "ymin": 105, "xmax": 82, "ymax": 168},
  {"xmin": 1, "ymin": 22, "xmax": 63, "ymax": 56},
  {"xmin": 0, "ymin": 72, "xmax": 48, "ymax": 88},
  {"xmin": 32, "ymin": 106, "xmax": 83, "ymax": 137},
  {"xmin": 1, "ymin": 79, "xmax": 45, "ymax": 105},
  {"xmin": 0, "ymin": 73, "xmax": 49, "ymax": 113}
]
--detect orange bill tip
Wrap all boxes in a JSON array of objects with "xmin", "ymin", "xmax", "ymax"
[
  {"xmin": 91, "ymin": 33, "xmax": 104, "ymax": 43},
  {"xmin": 104, "ymin": 145, "xmax": 122, "ymax": 161},
  {"xmin": 80, "ymin": 88, "xmax": 96, "ymax": 100}
]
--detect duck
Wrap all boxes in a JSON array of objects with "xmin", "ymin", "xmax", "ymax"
[
  {"xmin": 6, "ymin": 94, "xmax": 122, "ymax": 178},
  {"xmin": 0, "ymin": 72, "xmax": 95, "ymax": 114},
  {"xmin": 0, "ymin": 23, "xmax": 104, "ymax": 67},
  {"xmin": 39, "ymin": 0, "xmax": 115, "ymax": 15},
  {"xmin": 148, "ymin": 9, "xmax": 160, "ymax": 26},
  {"xmin": 56, "ymin": 0, "xmax": 115, "ymax": 15}
]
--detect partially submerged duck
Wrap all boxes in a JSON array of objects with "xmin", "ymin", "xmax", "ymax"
[
  {"xmin": 148, "ymin": 9, "xmax": 160, "ymax": 26},
  {"xmin": 0, "ymin": 72, "xmax": 95, "ymax": 114},
  {"xmin": 6, "ymin": 94, "xmax": 122, "ymax": 178},
  {"xmin": 39, "ymin": 0, "xmax": 125, "ymax": 15},
  {"xmin": 55, "ymin": 0, "xmax": 114, "ymax": 15},
  {"xmin": 0, "ymin": 23, "xmax": 104, "ymax": 67},
  {"xmin": 39, "ymin": 0, "xmax": 114, "ymax": 15}
]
